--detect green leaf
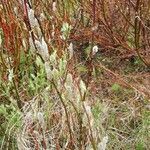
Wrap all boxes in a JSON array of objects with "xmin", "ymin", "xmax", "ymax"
[
  {"xmin": 136, "ymin": 142, "xmax": 145, "ymax": 150},
  {"xmin": 0, "ymin": 104, "xmax": 8, "ymax": 116},
  {"xmin": 77, "ymin": 66, "xmax": 88, "ymax": 73},
  {"xmin": 111, "ymin": 83, "xmax": 121, "ymax": 92}
]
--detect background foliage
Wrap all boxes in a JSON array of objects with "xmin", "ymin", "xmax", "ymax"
[{"xmin": 0, "ymin": 0, "xmax": 150, "ymax": 149}]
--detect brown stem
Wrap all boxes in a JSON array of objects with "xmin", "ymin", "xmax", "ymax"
[
  {"xmin": 134, "ymin": 0, "xmax": 150, "ymax": 67},
  {"xmin": 82, "ymin": 103, "xmax": 97, "ymax": 150},
  {"xmin": 51, "ymin": 79, "xmax": 74, "ymax": 146}
]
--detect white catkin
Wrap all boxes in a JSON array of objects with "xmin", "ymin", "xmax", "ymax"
[
  {"xmin": 52, "ymin": 2, "xmax": 57, "ymax": 12},
  {"xmin": 98, "ymin": 135, "xmax": 109, "ymax": 150},
  {"xmin": 35, "ymin": 37, "xmax": 49, "ymax": 61},
  {"xmin": 45, "ymin": 62, "xmax": 52, "ymax": 80},
  {"xmin": 14, "ymin": 7, "xmax": 18, "ymax": 16},
  {"xmin": 92, "ymin": 45, "xmax": 98, "ymax": 56},
  {"xmin": 68, "ymin": 43, "xmax": 74, "ymax": 59},
  {"xmin": 80, "ymin": 80, "xmax": 86, "ymax": 97},
  {"xmin": 22, "ymin": 39, "xmax": 27, "ymax": 49},
  {"xmin": 41, "ymin": 37, "xmax": 49, "ymax": 60},
  {"xmin": 51, "ymin": 24, "xmax": 55, "ymax": 38},
  {"xmin": 27, "ymin": 5, "xmax": 39, "ymax": 28},
  {"xmin": 83, "ymin": 101, "xmax": 94, "ymax": 127},
  {"xmin": 40, "ymin": 12, "xmax": 46, "ymax": 21},
  {"xmin": 0, "ymin": 33, "xmax": 2, "ymax": 47},
  {"xmin": 24, "ymin": 112, "xmax": 33, "ymax": 125},
  {"xmin": 37, "ymin": 112, "xmax": 45, "ymax": 129}
]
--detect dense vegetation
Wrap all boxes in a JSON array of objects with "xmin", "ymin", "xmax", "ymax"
[{"xmin": 0, "ymin": 0, "xmax": 150, "ymax": 149}]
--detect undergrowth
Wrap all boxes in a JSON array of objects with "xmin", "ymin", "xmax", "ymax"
[{"xmin": 0, "ymin": 0, "xmax": 150, "ymax": 150}]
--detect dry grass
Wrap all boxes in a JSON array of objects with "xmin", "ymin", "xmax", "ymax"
[{"xmin": 0, "ymin": 0, "xmax": 150, "ymax": 150}]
